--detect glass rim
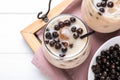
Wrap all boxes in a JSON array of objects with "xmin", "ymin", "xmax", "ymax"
[{"xmin": 43, "ymin": 14, "xmax": 89, "ymax": 59}]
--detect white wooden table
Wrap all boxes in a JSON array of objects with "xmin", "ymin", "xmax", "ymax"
[{"xmin": 0, "ymin": 0, "xmax": 63, "ymax": 80}]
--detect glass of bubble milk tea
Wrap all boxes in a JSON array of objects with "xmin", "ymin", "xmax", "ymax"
[
  {"xmin": 42, "ymin": 14, "xmax": 91, "ymax": 69},
  {"xmin": 81, "ymin": 0, "xmax": 120, "ymax": 33}
]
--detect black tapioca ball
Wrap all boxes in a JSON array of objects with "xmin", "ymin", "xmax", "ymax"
[
  {"xmin": 71, "ymin": 26, "xmax": 76, "ymax": 32},
  {"xmin": 70, "ymin": 17, "xmax": 76, "ymax": 23},
  {"xmin": 55, "ymin": 43, "xmax": 61, "ymax": 49},
  {"xmin": 61, "ymin": 47, "xmax": 68, "ymax": 53},
  {"xmin": 45, "ymin": 32, "xmax": 52, "ymax": 39},
  {"xmin": 58, "ymin": 21, "xmax": 65, "ymax": 28},
  {"xmin": 54, "ymin": 25, "xmax": 60, "ymax": 30},
  {"xmin": 77, "ymin": 28, "xmax": 83, "ymax": 34},
  {"xmin": 52, "ymin": 32, "xmax": 59, "ymax": 38},
  {"xmin": 107, "ymin": 1, "xmax": 114, "ymax": 8},
  {"xmin": 64, "ymin": 20, "xmax": 71, "ymax": 26},
  {"xmin": 49, "ymin": 41, "xmax": 55, "ymax": 47}
]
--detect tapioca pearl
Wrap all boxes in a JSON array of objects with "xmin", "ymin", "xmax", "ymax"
[
  {"xmin": 99, "ymin": 8, "xmax": 105, "ymax": 13},
  {"xmin": 71, "ymin": 26, "xmax": 76, "ymax": 32},
  {"xmin": 91, "ymin": 65, "xmax": 97, "ymax": 73},
  {"xmin": 77, "ymin": 28, "xmax": 83, "ymax": 34},
  {"xmin": 64, "ymin": 20, "xmax": 71, "ymax": 26},
  {"xmin": 117, "ymin": 66, "xmax": 120, "ymax": 72},
  {"xmin": 45, "ymin": 32, "xmax": 52, "ymax": 39},
  {"xmin": 54, "ymin": 25, "xmax": 60, "ymax": 31},
  {"xmin": 117, "ymin": 72, "xmax": 120, "ymax": 77},
  {"xmin": 49, "ymin": 41, "xmax": 55, "ymax": 47},
  {"xmin": 101, "ymin": 1, "xmax": 107, "ymax": 7},
  {"xmin": 52, "ymin": 32, "xmax": 59, "ymax": 38},
  {"xmin": 97, "ymin": 3, "xmax": 102, "ymax": 7},
  {"xmin": 62, "ymin": 42, "xmax": 69, "ymax": 47},
  {"xmin": 45, "ymin": 40, "xmax": 49, "ymax": 44},
  {"xmin": 100, "ymin": 76, "xmax": 106, "ymax": 80},
  {"xmin": 114, "ymin": 44, "xmax": 119, "ymax": 50},
  {"xmin": 69, "ymin": 44, "xmax": 73, "ymax": 48},
  {"xmin": 102, "ymin": 0, "xmax": 108, "ymax": 1},
  {"xmin": 46, "ymin": 28, "xmax": 49, "ymax": 31},
  {"xmin": 73, "ymin": 32, "xmax": 79, "ymax": 39},
  {"xmin": 54, "ymin": 38, "xmax": 60, "ymax": 43},
  {"xmin": 59, "ymin": 53, "xmax": 66, "ymax": 57},
  {"xmin": 103, "ymin": 71, "xmax": 107, "ymax": 77},
  {"xmin": 111, "ymin": 64, "xmax": 116, "ymax": 69},
  {"xmin": 113, "ymin": 51, "xmax": 119, "ymax": 58},
  {"xmin": 106, "ymin": 77, "xmax": 111, "ymax": 80},
  {"xmin": 58, "ymin": 21, "xmax": 65, "ymax": 28},
  {"xmin": 96, "ymin": 56, "xmax": 101, "ymax": 62},
  {"xmin": 98, "ymin": 12, "xmax": 102, "ymax": 16},
  {"xmin": 61, "ymin": 47, "xmax": 68, "ymax": 53},
  {"xmin": 55, "ymin": 43, "xmax": 61, "ymax": 49},
  {"xmin": 107, "ymin": 1, "xmax": 114, "ymax": 8},
  {"xmin": 70, "ymin": 17, "xmax": 76, "ymax": 23},
  {"xmin": 101, "ymin": 50, "xmax": 106, "ymax": 56}
]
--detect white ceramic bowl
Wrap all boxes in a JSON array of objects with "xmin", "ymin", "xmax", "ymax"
[{"xmin": 88, "ymin": 36, "xmax": 120, "ymax": 80}]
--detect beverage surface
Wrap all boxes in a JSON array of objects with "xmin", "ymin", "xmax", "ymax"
[
  {"xmin": 44, "ymin": 15, "xmax": 88, "ymax": 58},
  {"xmin": 93, "ymin": 0, "xmax": 120, "ymax": 19}
]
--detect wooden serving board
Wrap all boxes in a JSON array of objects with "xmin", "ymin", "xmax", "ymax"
[{"xmin": 21, "ymin": 0, "xmax": 74, "ymax": 53}]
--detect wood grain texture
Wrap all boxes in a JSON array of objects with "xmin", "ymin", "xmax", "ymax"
[
  {"xmin": 21, "ymin": 32, "xmax": 41, "ymax": 52},
  {"xmin": 21, "ymin": 0, "xmax": 74, "ymax": 53}
]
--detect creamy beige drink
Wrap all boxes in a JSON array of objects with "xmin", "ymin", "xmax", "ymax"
[
  {"xmin": 42, "ymin": 14, "xmax": 90, "ymax": 69},
  {"xmin": 81, "ymin": 0, "xmax": 120, "ymax": 33}
]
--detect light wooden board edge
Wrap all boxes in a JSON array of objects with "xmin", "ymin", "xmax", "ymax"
[
  {"xmin": 21, "ymin": 32, "xmax": 41, "ymax": 52},
  {"xmin": 21, "ymin": 0, "xmax": 74, "ymax": 53}
]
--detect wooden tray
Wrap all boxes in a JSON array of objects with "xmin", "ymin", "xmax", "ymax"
[{"xmin": 21, "ymin": 0, "xmax": 74, "ymax": 52}]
